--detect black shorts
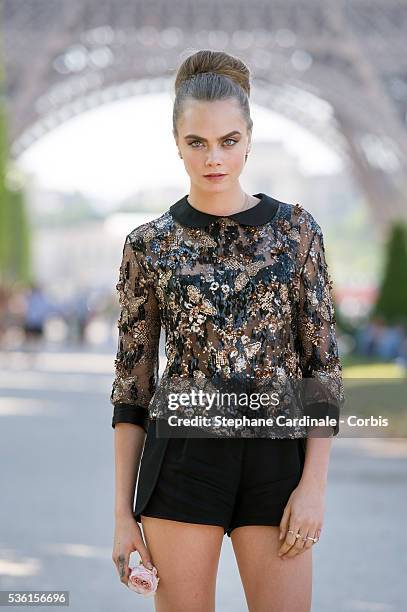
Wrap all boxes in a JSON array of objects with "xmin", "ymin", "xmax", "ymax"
[{"xmin": 134, "ymin": 419, "xmax": 306, "ymax": 538}]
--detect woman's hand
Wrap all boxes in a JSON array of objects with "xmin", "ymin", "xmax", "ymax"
[
  {"xmin": 278, "ymin": 480, "xmax": 325, "ymax": 559},
  {"xmin": 112, "ymin": 513, "xmax": 154, "ymax": 586}
]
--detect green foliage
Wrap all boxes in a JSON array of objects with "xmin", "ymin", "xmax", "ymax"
[
  {"xmin": 0, "ymin": 90, "xmax": 12, "ymax": 283},
  {"xmin": 372, "ymin": 221, "xmax": 407, "ymax": 325},
  {"xmin": 0, "ymin": 40, "xmax": 32, "ymax": 287},
  {"xmin": 8, "ymin": 188, "xmax": 32, "ymax": 284}
]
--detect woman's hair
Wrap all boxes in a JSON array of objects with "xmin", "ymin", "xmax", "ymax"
[{"xmin": 173, "ymin": 49, "xmax": 253, "ymax": 138}]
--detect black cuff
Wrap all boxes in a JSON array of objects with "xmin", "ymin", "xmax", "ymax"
[
  {"xmin": 303, "ymin": 402, "xmax": 340, "ymax": 437},
  {"xmin": 111, "ymin": 403, "xmax": 149, "ymax": 433}
]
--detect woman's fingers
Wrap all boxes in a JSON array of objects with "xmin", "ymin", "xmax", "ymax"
[
  {"xmin": 115, "ymin": 552, "xmax": 131, "ymax": 585},
  {"xmin": 113, "ymin": 542, "xmax": 154, "ymax": 586},
  {"xmin": 279, "ymin": 499, "xmax": 291, "ymax": 542},
  {"xmin": 279, "ymin": 515, "xmax": 306, "ymax": 558},
  {"xmin": 278, "ymin": 515, "xmax": 300, "ymax": 558},
  {"xmin": 135, "ymin": 537, "xmax": 154, "ymax": 570},
  {"xmin": 278, "ymin": 500, "xmax": 301, "ymax": 558},
  {"xmin": 113, "ymin": 518, "xmax": 155, "ymax": 586},
  {"xmin": 278, "ymin": 530, "xmax": 297, "ymax": 558},
  {"xmin": 302, "ymin": 526, "xmax": 319, "ymax": 551},
  {"xmin": 279, "ymin": 522, "xmax": 320, "ymax": 558},
  {"xmin": 283, "ymin": 526, "xmax": 308, "ymax": 558}
]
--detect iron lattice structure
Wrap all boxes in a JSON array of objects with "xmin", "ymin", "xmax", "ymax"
[{"xmin": 1, "ymin": 0, "xmax": 407, "ymax": 228}]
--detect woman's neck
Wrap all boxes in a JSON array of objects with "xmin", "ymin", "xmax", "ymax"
[{"xmin": 187, "ymin": 186, "xmax": 260, "ymax": 216}]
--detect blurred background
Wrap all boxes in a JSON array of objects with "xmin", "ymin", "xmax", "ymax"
[{"xmin": 0, "ymin": 1, "xmax": 406, "ymax": 611}]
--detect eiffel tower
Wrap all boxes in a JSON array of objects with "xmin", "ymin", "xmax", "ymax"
[{"xmin": 2, "ymin": 0, "xmax": 407, "ymax": 229}]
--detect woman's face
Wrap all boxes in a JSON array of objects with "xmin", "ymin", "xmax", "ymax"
[{"xmin": 174, "ymin": 98, "xmax": 251, "ymax": 192}]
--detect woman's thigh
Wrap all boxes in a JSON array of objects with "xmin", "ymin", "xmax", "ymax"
[
  {"xmin": 140, "ymin": 515, "xmax": 224, "ymax": 612},
  {"xmin": 231, "ymin": 525, "xmax": 312, "ymax": 612}
]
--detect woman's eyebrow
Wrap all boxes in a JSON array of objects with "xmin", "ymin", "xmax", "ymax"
[{"xmin": 183, "ymin": 130, "xmax": 242, "ymax": 141}]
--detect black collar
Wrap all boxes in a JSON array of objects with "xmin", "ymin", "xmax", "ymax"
[{"xmin": 169, "ymin": 192, "xmax": 281, "ymax": 228}]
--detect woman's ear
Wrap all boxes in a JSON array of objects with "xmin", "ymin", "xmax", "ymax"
[
  {"xmin": 247, "ymin": 136, "xmax": 252, "ymax": 155},
  {"xmin": 173, "ymin": 134, "xmax": 182, "ymax": 158},
  {"xmin": 245, "ymin": 140, "xmax": 251, "ymax": 161}
]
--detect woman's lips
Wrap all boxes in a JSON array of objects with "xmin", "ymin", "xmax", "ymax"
[{"xmin": 204, "ymin": 174, "xmax": 227, "ymax": 180}]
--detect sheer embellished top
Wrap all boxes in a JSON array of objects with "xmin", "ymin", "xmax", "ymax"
[{"xmin": 110, "ymin": 192, "xmax": 344, "ymax": 436}]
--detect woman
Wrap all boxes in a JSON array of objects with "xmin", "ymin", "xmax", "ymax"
[{"xmin": 111, "ymin": 49, "xmax": 344, "ymax": 611}]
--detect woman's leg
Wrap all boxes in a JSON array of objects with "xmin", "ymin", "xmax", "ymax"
[
  {"xmin": 231, "ymin": 525, "xmax": 312, "ymax": 612},
  {"xmin": 140, "ymin": 515, "xmax": 224, "ymax": 612}
]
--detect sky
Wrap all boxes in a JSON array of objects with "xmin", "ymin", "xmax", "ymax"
[{"xmin": 17, "ymin": 92, "xmax": 343, "ymax": 208}]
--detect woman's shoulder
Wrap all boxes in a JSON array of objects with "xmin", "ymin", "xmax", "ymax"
[
  {"xmin": 283, "ymin": 199, "xmax": 321, "ymax": 229},
  {"xmin": 276, "ymin": 199, "xmax": 323, "ymax": 240},
  {"xmin": 126, "ymin": 210, "xmax": 174, "ymax": 247}
]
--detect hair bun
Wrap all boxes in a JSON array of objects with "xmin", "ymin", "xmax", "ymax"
[
  {"xmin": 173, "ymin": 49, "xmax": 253, "ymax": 137},
  {"xmin": 175, "ymin": 50, "xmax": 251, "ymax": 97}
]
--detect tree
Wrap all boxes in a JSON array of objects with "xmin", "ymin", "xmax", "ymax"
[
  {"xmin": 372, "ymin": 221, "xmax": 407, "ymax": 325},
  {"xmin": 0, "ymin": 35, "xmax": 32, "ymax": 287},
  {"xmin": 0, "ymin": 51, "xmax": 10, "ymax": 282}
]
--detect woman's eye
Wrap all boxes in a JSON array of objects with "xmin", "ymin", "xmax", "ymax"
[{"xmin": 188, "ymin": 139, "xmax": 238, "ymax": 148}]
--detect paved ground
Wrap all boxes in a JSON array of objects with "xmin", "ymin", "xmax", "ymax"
[{"xmin": 0, "ymin": 345, "xmax": 406, "ymax": 611}]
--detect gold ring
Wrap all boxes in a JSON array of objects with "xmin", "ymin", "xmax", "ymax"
[
  {"xmin": 307, "ymin": 536, "xmax": 318, "ymax": 543},
  {"xmin": 288, "ymin": 529, "xmax": 302, "ymax": 539}
]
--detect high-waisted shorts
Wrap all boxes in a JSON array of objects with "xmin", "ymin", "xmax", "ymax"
[{"xmin": 134, "ymin": 419, "xmax": 306, "ymax": 538}]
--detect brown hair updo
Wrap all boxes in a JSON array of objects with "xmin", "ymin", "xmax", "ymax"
[{"xmin": 172, "ymin": 49, "xmax": 253, "ymax": 138}]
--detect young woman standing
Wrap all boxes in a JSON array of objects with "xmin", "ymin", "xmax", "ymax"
[{"xmin": 111, "ymin": 49, "xmax": 343, "ymax": 612}]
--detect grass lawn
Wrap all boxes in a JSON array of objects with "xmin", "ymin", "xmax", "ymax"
[{"xmin": 341, "ymin": 354, "xmax": 407, "ymax": 436}]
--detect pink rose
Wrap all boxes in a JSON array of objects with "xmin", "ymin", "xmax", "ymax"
[{"xmin": 128, "ymin": 560, "xmax": 159, "ymax": 597}]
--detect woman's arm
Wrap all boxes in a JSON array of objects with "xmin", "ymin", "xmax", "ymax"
[
  {"xmin": 110, "ymin": 233, "xmax": 161, "ymax": 584},
  {"xmin": 278, "ymin": 219, "xmax": 344, "ymax": 558},
  {"xmin": 114, "ymin": 423, "xmax": 146, "ymax": 519},
  {"xmin": 299, "ymin": 434, "xmax": 332, "ymax": 491},
  {"xmin": 296, "ymin": 222, "xmax": 344, "ymax": 440},
  {"xmin": 110, "ymin": 233, "xmax": 161, "ymax": 431},
  {"xmin": 112, "ymin": 423, "xmax": 153, "ymax": 585},
  {"xmin": 278, "ymin": 435, "xmax": 331, "ymax": 559}
]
